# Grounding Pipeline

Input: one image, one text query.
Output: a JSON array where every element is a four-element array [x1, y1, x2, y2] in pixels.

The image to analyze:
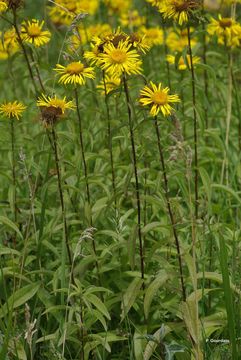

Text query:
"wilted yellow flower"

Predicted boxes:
[[37, 94, 74, 113], [21, 19, 51, 47], [166, 54, 200, 70], [0, 101, 26, 120], [120, 10, 146, 28], [140, 81, 180, 117], [207, 15, 241, 47], [158, 0, 201, 25], [0, 1, 7, 12], [99, 40, 142, 76], [97, 74, 121, 95], [139, 26, 163, 48], [37, 94, 74, 126], [166, 27, 197, 52], [54, 61, 95, 85]]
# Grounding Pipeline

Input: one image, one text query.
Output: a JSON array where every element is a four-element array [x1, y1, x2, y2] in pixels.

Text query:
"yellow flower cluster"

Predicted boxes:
[[0, 28, 19, 60], [207, 14, 241, 47], [48, 0, 99, 26], [0, 19, 51, 61], [84, 28, 146, 78]]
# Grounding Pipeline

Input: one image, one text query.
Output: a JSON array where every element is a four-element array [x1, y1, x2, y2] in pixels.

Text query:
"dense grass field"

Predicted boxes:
[[0, 0, 241, 359]]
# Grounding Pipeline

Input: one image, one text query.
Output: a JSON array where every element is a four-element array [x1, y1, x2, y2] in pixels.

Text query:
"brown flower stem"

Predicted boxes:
[[102, 72, 117, 211], [51, 127, 73, 273], [154, 116, 186, 301], [74, 88, 101, 283], [123, 74, 145, 286], [187, 25, 199, 220], [12, 9, 39, 96], [10, 118, 17, 248]]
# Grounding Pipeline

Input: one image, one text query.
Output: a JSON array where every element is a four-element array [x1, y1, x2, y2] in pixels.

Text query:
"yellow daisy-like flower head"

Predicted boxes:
[[54, 61, 95, 86], [0, 101, 26, 120], [37, 94, 74, 127], [139, 81, 180, 117], [21, 19, 51, 47], [0, 1, 7, 12], [207, 14, 241, 47], [97, 74, 121, 95], [139, 26, 163, 48], [158, 0, 201, 25], [99, 40, 142, 76], [166, 54, 200, 70]]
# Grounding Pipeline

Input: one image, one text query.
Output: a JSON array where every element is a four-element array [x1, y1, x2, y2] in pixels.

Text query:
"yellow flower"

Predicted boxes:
[[207, 15, 241, 47], [37, 94, 74, 126], [97, 74, 121, 95], [0, 28, 19, 60], [139, 26, 163, 48], [139, 81, 180, 117], [99, 40, 142, 76], [120, 10, 146, 28], [54, 61, 95, 85], [104, 0, 131, 15], [69, 23, 112, 49], [145, 0, 162, 6], [21, 19, 51, 47], [84, 45, 102, 66], [37, 94, 74, 113], [0, 101, 26, 120], [166, 27, 197, 52], [166, 54, 200, 70], [48, 0, 99, 26], [158, 0, 200, 25], [0, 1, 7, 12]]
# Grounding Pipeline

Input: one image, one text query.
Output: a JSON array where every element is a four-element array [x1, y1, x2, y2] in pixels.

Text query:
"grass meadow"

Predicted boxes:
[[0, 0, 241, 359]]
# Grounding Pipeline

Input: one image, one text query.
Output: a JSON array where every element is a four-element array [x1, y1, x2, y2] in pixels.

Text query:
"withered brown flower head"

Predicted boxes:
[[7, 0, 23, 10], [40, 106, 63, 127]]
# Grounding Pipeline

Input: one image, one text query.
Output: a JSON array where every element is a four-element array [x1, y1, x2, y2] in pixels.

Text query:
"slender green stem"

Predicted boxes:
[[187, 25, 199, 219], [74, 88, 101, 285], [10, 119, 17, 248], [202, 0, 209, 129], [154, 116, 186, 301], [74, 88, 91, 207], [29, 49, 45, 93], [123, 74, 145, 285], [12, 9, 39, 95], [102, 71, 117, 210], [221, 48, 233, 185], [51, 127, 73, 271]]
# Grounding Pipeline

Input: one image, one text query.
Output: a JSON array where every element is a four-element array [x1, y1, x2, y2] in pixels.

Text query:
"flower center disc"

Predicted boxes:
[[151, 91, 168, 105], [219, 18, 232, 28], [66, 62, 84, 74], [110, 49, 127, 64], [28, 25, 41, 37]]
